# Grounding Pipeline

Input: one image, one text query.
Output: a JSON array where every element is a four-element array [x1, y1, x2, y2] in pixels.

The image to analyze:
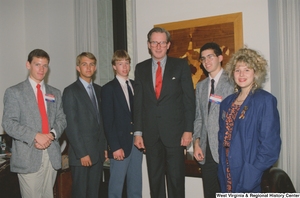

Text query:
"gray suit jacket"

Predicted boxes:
[[62, 79, 106, 166], [2, 79, 67, 173], [193, 70, 233, 164]]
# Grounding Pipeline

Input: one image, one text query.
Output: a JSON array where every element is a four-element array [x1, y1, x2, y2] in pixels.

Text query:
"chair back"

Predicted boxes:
[[261, 167, 296, 193]]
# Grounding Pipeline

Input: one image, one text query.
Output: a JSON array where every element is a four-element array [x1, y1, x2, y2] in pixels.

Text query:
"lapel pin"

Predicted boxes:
[[239, 106, 248, 119]]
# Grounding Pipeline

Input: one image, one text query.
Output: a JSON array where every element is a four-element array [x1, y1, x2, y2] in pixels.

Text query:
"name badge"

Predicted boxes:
[[45, 94, 55, 102], [209, 94, 222, 104]]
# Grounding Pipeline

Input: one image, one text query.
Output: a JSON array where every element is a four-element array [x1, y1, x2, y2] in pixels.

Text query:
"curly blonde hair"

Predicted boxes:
[[225, 47, 268, 92]]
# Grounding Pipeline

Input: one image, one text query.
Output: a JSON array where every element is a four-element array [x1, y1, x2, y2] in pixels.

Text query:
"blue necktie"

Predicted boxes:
[[88, 84, 100, 122]]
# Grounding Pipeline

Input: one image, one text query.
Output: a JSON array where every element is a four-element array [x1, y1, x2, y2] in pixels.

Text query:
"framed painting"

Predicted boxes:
[[155, 12, 243, 88]]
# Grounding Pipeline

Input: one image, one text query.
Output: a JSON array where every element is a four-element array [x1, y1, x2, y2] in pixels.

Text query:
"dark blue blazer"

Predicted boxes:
[[101, 78, 134, 158], [218, 89, 281, 192]]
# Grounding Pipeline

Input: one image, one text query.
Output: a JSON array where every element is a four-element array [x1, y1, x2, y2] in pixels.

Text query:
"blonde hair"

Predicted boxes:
[[225, 47, 267, 92], [111, 50, 131, 65], [76, 52, 97, 66]]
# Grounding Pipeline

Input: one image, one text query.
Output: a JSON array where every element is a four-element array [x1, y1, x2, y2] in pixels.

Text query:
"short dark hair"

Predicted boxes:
[[147, 27, 171, 43], [199, 42, 222, 58], [27, 49, 50, 63]]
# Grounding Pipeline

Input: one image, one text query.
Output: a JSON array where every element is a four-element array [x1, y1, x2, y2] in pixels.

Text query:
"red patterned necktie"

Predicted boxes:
[[155, 61, 162, 99], [36, 84, 49, 134]]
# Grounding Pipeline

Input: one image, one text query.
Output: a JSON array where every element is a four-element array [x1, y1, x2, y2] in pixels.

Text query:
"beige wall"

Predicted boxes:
[[0, 0, 76, 134]]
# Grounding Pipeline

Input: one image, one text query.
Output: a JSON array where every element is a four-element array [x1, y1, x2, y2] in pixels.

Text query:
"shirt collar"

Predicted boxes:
[[116, 75, 129, 85], [152, 55, 167, 68], [79, 77, 93, 88], [209, 68, 223, 85], [28, 77, 45, 90]]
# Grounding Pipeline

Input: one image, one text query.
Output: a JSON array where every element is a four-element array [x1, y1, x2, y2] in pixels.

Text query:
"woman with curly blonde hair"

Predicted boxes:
[[218, 47, 281, 192]]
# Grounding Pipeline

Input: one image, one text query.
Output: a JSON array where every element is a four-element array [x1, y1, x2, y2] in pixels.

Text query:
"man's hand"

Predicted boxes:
[[134, 135, 145, 151], [181, 132, 192, 146], [104, 150, 109, 161], [193, 138, 204, 161], [81, 155, 92, 166], [34, 133, 53, 149], [35, 142, 44, 150], [113, 149, 125, 161]]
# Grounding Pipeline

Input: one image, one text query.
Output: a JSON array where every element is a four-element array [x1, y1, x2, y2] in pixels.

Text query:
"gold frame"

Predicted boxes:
[[155, 12, 243, 51], [154, 12, 243, 88]]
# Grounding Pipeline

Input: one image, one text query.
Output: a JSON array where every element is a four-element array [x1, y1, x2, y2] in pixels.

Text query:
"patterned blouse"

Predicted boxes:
[[223, 103, 241, 192]]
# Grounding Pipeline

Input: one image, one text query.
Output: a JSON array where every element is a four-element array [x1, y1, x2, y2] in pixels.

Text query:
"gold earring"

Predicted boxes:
[[253, 82, 258, 89], [234, 84, 239, 92]]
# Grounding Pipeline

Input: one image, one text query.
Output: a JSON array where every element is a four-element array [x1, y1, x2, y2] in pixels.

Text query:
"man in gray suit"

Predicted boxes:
[[2, 49, 67, 198], [62, 52, 107, 198], [193, 43, 233, 198]]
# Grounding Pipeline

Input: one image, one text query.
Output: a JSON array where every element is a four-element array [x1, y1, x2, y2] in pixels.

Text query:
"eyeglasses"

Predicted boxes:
[[149, 41, 168, 47], [200, 54, 216, 63]]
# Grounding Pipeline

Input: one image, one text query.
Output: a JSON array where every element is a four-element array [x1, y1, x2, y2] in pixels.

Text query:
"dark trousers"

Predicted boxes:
[[200, 140, 220, 198], [146, 139, 185, 198], [71, 161, 103, 198]]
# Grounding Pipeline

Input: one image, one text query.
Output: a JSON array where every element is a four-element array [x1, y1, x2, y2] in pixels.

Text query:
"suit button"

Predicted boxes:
[[130, 132, 133, 135], [130, 122, 133, 124]]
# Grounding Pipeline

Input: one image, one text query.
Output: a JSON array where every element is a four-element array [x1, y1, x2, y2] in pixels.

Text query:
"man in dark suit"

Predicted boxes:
[[2, 49, 67, 197], [134, 27, 195, 198], [193, 42, 234, 198], [62, 52, 107, 198], [101, 50, 143, 198]]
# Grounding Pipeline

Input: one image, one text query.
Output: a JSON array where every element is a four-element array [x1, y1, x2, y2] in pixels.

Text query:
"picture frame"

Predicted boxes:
[[155, 12, 243, 88]]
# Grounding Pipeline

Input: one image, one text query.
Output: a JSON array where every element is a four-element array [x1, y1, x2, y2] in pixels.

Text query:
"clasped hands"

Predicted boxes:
[[34, 133, 54, 150]]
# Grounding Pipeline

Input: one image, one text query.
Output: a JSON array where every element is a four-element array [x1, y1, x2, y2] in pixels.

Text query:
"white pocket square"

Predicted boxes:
[[172, 77, 176, 80]]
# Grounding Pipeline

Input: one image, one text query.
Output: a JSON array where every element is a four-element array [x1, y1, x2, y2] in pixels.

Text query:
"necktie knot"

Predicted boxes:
[[37, 84, 41, 89]]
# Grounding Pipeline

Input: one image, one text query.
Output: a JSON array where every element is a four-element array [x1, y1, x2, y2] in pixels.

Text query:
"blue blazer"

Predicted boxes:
[[218, 89, 281, 192], [101, 78, 134, 158]]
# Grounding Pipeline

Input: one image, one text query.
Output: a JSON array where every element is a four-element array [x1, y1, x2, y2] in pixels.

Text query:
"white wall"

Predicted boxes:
[[0, 0, 76, 134], [135, 0, 270, 197]]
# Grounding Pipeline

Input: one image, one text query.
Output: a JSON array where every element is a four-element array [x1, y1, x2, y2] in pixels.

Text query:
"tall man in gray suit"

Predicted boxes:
[[62, 52, 107, 198], [134, 27, 195, 198], [193, 42, 234, 198], [2, 49, 67, 198]]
